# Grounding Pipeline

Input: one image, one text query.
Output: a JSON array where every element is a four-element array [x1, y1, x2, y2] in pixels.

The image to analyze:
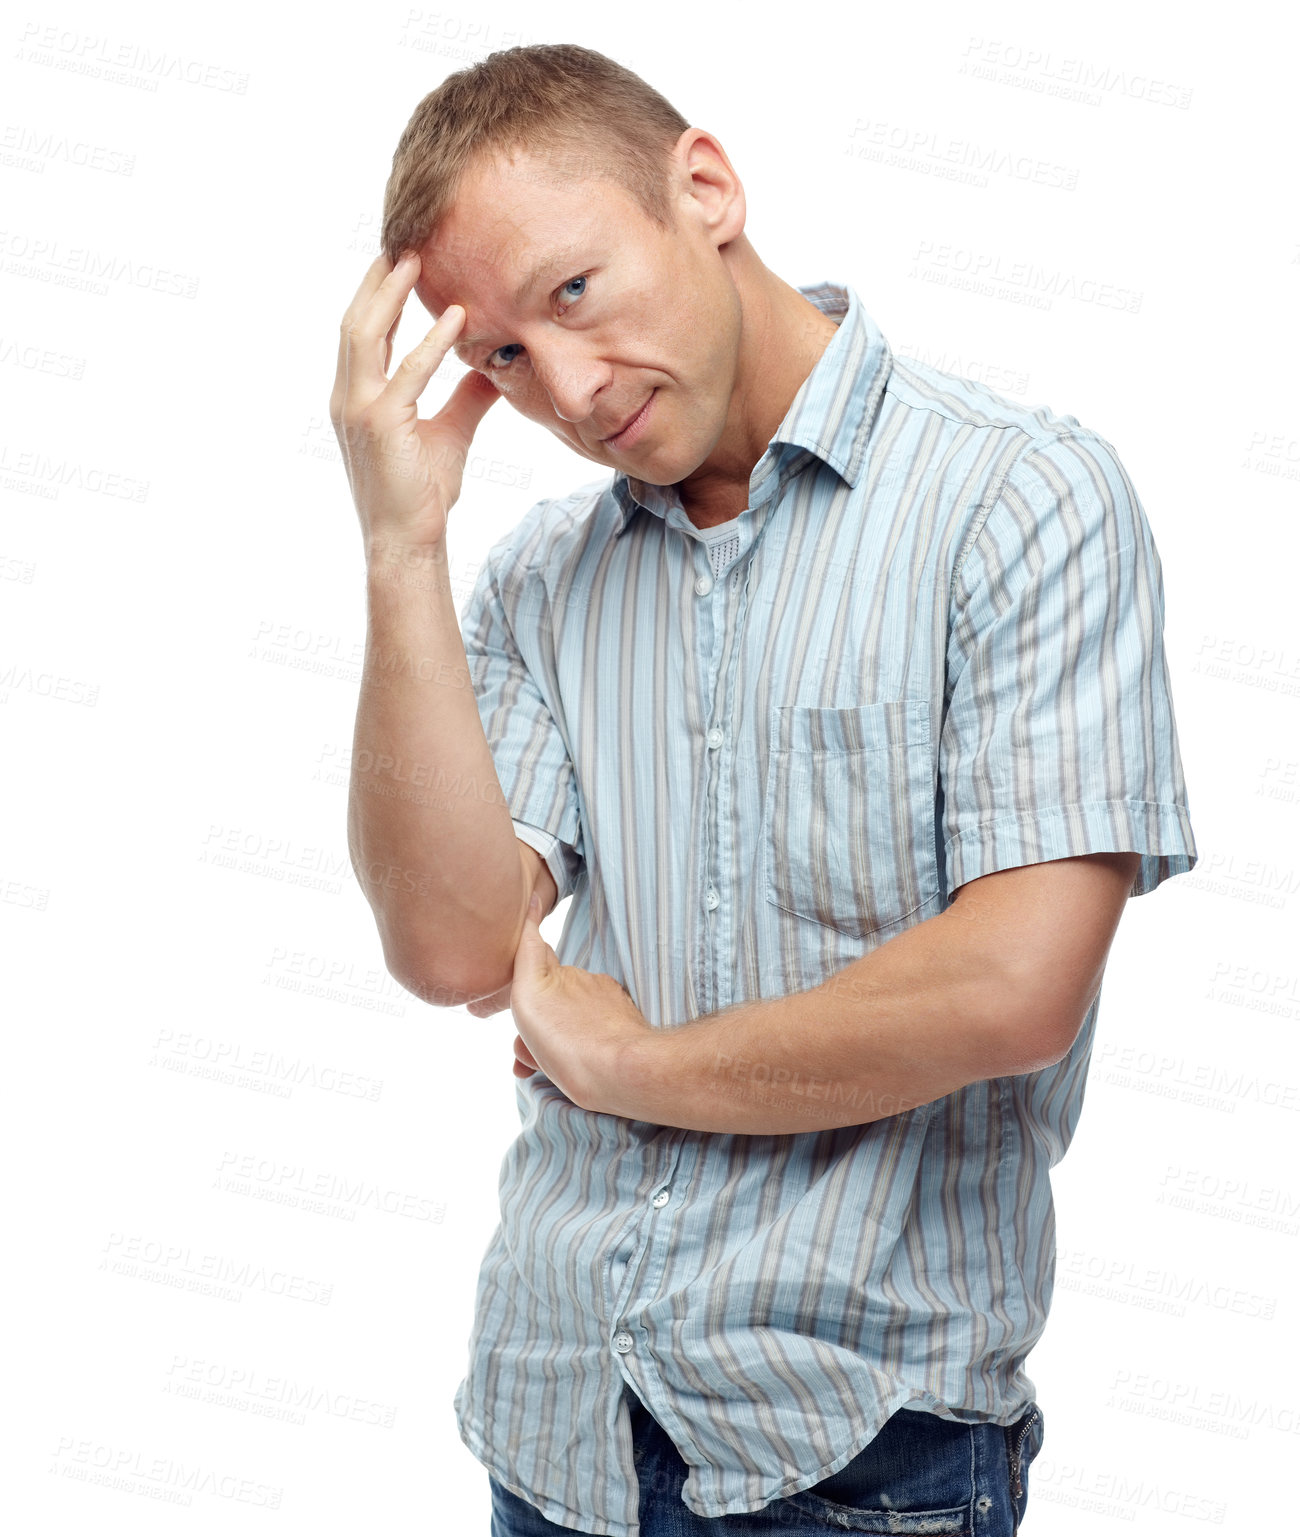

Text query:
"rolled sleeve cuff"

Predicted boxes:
[[511, 819, 577, 905], [945, 799, 1198, 899]]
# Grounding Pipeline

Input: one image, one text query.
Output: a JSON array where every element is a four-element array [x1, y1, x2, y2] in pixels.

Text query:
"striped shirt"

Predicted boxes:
[[452, 281, 1198, 1537]]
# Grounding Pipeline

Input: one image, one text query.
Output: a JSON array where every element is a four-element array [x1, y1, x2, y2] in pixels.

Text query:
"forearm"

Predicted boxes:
[[616, 903, 1054, 1134], [349, 539, 524, 1004]]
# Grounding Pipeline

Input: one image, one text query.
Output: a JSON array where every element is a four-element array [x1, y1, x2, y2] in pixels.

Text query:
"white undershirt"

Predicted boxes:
[[705, 527, 742, 581]]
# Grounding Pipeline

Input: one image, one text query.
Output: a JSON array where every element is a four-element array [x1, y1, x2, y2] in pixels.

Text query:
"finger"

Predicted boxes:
[[514, 1034, 539, 1070], [341, 251, 404, 331], [334, 251, 421, 420], [513, 893, 551, 961], [428, 363, 501, 444], [382, 303, 476, 416], [513, 890, 542, 943], [382, 305, 402, 375], [334, 252, 409, 407]]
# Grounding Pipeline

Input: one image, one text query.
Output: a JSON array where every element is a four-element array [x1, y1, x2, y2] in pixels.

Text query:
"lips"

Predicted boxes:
[[601, 396, 651, 443]]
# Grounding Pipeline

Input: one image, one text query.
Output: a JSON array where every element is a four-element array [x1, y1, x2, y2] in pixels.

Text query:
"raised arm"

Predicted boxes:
[[330, 252, 549, 1006]]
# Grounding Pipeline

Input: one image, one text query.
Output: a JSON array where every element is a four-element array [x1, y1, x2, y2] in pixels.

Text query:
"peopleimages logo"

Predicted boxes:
[[16, 23, 249, 94], [958, 36, 1194, 109], [909, 241, 1142, 313], [847, 118, 1079, 191], [1095, 1039, 1300, 1116], [163, 1353, 399, 1430], [1108, 1369, 1300, 1439], [1030, 1458, 1225, 1525], [0, 228, 199, 298], [1055, 1245, 1277, 1321], [49, 1435, 281, 1508]]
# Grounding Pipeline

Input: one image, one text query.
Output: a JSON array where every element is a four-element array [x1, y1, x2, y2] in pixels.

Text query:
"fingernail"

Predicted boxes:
[[528, 892, 541, 917]]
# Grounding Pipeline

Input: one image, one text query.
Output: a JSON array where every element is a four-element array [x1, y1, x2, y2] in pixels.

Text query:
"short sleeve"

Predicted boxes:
[[511, 818, 582, 906], [459, 516, 585, 905], [940, 430, 1197, 899]]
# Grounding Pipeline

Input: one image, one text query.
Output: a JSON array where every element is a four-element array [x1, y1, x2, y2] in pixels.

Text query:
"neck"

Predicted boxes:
[[676, 254, 839, 529]]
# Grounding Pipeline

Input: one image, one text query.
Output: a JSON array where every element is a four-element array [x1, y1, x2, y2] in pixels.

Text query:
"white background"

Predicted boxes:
[[3, 0, 1297, 1531]]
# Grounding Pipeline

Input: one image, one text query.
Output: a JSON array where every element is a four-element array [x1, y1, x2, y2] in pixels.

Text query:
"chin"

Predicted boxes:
[[641, 442, 711, 488]]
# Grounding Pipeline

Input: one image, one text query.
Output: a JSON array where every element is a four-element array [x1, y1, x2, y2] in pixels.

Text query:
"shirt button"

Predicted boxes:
[[694, 574, 713, 596], [613, 1331, 634, 1353], [652, 1187, 670, 1208], [703, 887, 720, 911], [706, 727, 723, 749]]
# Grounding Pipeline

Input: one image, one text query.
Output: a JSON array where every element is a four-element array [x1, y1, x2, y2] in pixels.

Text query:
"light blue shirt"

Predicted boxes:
[[452, 281, 1198, 1537]]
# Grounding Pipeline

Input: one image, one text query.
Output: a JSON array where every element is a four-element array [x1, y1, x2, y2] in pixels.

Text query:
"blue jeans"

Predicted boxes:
[[489, 1385, 1044, 1535]]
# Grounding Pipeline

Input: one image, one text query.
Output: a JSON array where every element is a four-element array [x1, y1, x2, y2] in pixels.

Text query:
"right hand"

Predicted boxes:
[[330, 251, 502, 552]]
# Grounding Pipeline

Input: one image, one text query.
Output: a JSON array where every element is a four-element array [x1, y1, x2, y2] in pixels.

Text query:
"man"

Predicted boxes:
[[331, 43, 1197, 1537]]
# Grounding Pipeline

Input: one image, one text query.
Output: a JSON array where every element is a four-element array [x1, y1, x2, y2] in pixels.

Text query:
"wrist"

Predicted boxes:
[[611, 1023, 672, 1125], [366, 536, 451, 596]]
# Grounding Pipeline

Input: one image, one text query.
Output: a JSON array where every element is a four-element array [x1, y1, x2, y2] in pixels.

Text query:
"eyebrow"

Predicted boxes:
[[455, 243, 588, 357]]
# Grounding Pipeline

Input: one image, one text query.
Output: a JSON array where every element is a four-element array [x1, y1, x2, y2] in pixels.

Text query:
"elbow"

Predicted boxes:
[[994, 964, 1096, 1076], [386, 932, 518, 1011], [381, 854, 536, 1008]]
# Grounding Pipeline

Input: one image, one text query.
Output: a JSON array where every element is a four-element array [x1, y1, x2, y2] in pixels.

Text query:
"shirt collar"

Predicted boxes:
[[610, 282, 892, 535]]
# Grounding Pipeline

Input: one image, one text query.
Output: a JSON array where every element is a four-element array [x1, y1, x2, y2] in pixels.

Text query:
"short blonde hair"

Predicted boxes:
[[381, 44, 691, 266]]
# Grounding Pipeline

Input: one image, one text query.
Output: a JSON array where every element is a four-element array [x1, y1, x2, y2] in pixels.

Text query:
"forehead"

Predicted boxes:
[[412, 151, 646, 343]]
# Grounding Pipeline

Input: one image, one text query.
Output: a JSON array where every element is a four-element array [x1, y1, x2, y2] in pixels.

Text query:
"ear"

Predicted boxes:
[[669, 128, 746, 248]]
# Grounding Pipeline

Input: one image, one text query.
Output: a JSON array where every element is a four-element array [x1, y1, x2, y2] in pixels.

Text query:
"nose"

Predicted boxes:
[[529, 337, 608, 424]]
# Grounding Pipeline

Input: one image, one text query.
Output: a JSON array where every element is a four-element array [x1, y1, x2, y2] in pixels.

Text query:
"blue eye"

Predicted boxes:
[[486, 343, 524, 369], [483, 277, 587, 370]]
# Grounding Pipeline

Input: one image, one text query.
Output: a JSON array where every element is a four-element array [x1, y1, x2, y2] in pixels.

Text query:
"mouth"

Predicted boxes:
[[600, 392, 655, 450]]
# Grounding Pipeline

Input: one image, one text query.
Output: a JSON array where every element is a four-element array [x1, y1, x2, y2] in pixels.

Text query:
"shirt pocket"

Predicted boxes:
[[763, 699, 940, 940]]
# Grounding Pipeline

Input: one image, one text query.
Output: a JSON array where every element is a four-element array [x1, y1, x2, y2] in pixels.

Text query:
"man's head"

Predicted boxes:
[[383, 44, 690, 267], [382, 44, 758, 489]]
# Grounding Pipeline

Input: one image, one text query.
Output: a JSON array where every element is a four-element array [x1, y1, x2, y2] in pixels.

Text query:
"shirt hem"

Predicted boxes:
[[460, 1394, 1034, 1531], [458, 1413, 635, 1537], [684, 1394, 1037, 1518]]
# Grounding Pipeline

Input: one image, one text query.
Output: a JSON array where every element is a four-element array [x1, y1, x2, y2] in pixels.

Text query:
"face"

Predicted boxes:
[[413, 139, 744, 487]]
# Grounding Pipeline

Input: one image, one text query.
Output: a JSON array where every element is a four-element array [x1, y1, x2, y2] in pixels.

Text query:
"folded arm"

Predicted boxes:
[[609, 851, 1141, 1134]]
